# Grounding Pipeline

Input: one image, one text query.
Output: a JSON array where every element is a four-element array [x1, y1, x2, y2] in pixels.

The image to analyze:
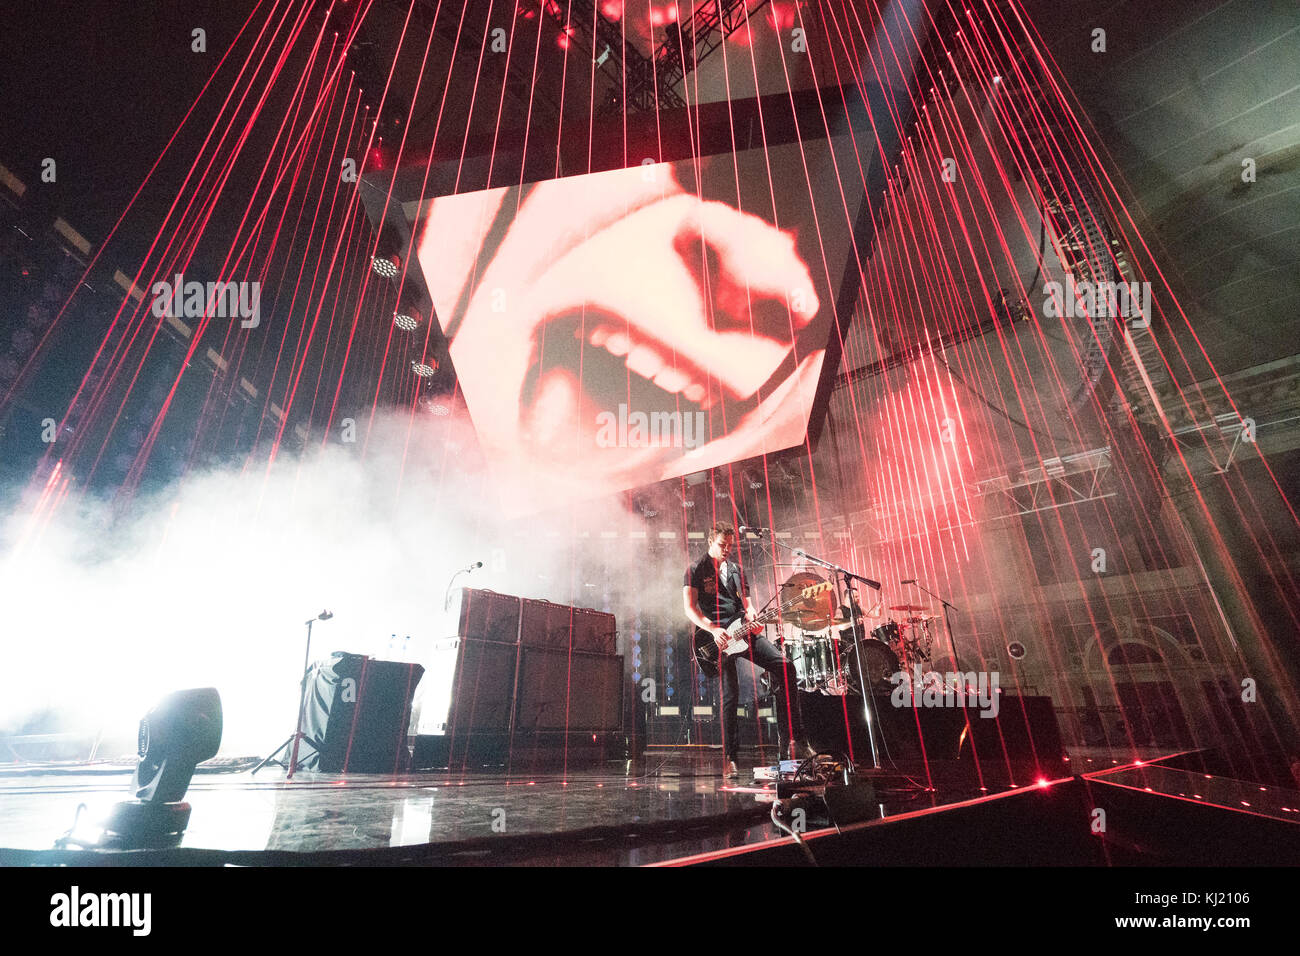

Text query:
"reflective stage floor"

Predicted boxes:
[[3, 749, 1296, 866], [0, 750, 992, 866]]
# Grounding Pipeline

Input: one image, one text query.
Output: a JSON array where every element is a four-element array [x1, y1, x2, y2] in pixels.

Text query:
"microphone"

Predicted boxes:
[[464, 561, 483, 573], [900, 579, 915, 586], [738, 526, 770, 535]]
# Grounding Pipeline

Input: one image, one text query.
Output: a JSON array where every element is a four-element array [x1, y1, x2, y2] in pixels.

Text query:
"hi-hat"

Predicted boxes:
[[890, 604, 933, 613]]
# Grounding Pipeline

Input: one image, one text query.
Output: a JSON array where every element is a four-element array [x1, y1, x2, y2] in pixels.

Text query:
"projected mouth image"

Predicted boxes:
[[416, 142, 850, 511]]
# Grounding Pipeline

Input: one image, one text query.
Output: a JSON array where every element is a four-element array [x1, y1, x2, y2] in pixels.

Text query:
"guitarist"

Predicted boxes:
[[683, 523, 809, 777]]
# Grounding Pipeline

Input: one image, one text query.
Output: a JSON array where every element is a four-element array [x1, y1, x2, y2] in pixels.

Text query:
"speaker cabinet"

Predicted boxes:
[[458, 589, 522, 644], [515, 648, 623, 731], [443, 638, 517, 734]]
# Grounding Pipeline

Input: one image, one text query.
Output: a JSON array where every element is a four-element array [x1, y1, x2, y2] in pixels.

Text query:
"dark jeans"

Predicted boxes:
[[719, 636, 804, 761]]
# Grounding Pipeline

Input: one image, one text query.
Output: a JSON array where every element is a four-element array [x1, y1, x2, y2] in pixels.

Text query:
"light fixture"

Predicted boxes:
[[411, 360, 438, 378], [393, 306, 422, 331], [100, 688, 223, 848], [371, 254, 400, 279]]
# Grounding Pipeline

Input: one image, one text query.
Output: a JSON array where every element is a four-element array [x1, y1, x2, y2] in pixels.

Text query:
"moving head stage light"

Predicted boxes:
[[101, 687, 223, 848]]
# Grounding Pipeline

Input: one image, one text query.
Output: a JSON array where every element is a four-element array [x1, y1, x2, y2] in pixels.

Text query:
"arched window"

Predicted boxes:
[[1108, 642, 1164, 666]]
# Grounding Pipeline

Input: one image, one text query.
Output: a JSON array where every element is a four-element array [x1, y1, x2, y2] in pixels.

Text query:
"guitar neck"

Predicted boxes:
[[708, 584, 831, 638], [746, 585, 832, 634]]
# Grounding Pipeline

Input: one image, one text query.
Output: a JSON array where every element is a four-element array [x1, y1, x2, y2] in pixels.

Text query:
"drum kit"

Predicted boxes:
[[772, 572, 941, 697]]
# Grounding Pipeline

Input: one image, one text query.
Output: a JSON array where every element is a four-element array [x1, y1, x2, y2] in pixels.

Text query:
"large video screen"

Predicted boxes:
[[415, 138, 856, 511]]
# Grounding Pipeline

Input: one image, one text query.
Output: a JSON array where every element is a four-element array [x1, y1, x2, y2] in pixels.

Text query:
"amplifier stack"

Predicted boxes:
[[412, 588, 623, 768]]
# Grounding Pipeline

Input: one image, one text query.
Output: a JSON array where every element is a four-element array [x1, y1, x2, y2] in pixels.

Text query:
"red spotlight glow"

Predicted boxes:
[[767, 2, 797, 30]]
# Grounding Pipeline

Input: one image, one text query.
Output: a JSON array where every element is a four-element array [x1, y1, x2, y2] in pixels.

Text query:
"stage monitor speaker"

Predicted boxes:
[[822, 780, 879, 828], [515, 648, 623, 731], [298, 653, 423, 773]]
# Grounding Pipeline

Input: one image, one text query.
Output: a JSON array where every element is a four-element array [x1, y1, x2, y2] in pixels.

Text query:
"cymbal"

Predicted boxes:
[[890, 604, 933, 613], [781, 571, 825, 590], [780, 571, 833, 625], [830, 614, 868, 627], [787, 610, 834, 628]]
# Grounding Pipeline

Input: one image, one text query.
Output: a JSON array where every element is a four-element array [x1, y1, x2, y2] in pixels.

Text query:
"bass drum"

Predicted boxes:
[[844, 638, 900, 694]]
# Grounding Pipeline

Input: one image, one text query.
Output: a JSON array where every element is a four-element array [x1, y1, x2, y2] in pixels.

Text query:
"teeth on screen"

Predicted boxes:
[[626, 345, 663, 378], [653, 367, 689, 393], [587, 324, 710, 405]]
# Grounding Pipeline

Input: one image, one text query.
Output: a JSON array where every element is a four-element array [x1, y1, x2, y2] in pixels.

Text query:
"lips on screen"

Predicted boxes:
[[415, 138, 855, 513]]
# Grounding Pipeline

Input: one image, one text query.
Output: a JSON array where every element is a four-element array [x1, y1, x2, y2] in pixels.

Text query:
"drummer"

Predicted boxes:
[[832, 587, 880, 637]]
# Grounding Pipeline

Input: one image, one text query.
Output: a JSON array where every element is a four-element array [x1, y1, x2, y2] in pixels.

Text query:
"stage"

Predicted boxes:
[[3, 746, 1298, 867], [0, 751, 939, 866]]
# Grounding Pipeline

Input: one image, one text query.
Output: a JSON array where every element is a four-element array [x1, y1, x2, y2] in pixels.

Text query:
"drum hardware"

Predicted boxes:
[[744, 531, 886, 770], [780, 572, 844, 629], [795, 629, 851, 696]]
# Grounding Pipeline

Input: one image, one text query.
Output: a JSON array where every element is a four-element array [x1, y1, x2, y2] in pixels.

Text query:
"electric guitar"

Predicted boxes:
[[693, 581, 833, 676]]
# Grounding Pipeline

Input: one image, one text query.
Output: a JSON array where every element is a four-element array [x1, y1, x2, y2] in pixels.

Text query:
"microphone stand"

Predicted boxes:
[[444, 571, 467, 612], [253, 610, 333, 778], [739, 533, 796, 766], [904, 580, 964, 676], [750, 531, 885, 771], [444, 563, 483, 612]]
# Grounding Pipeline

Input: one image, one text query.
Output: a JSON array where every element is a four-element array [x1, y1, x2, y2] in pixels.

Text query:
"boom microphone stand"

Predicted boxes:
[[902, 579, 964, 675], [743, 528, 885, 770], [252, 610, 333, 778]]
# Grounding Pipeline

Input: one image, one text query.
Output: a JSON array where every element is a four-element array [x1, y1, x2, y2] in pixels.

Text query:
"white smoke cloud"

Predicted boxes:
[[0, 408, 682, 756]]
